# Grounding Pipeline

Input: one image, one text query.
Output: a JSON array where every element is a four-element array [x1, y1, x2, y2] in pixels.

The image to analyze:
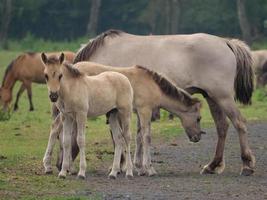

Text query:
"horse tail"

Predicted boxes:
[[225, 39, 254, 105]]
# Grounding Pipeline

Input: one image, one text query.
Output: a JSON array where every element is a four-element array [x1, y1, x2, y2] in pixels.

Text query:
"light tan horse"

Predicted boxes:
[[44, 61, 203, 176], [41, 53, 134, 179], [0, 51, 75, 111], [75, 29, 255, 176], [252, 50, 267, 87]]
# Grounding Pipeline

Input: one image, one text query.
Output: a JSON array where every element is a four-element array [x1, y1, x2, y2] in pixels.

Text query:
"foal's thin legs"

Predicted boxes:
[[201, 97, 229, 174], [133, 114, 143, 170], [118, 109, 133, 178], [58, 115, 73, 178], [14, 83, 26, 111], [219, 97, 255, 175], [43, 114, 62, 174], [108, 112, 123, 178], [25, 82, 34, 111], [75, 112, 87, 179]]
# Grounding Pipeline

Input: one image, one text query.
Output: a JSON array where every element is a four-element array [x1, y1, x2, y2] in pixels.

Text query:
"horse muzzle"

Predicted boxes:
[[49, 92, 58, 102], [189, 134, 201, 143]]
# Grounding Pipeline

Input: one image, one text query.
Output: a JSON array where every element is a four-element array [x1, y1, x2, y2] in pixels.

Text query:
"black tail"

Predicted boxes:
[[226, 39, 254, 105]]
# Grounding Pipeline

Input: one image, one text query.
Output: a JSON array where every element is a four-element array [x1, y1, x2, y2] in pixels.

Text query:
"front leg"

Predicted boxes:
[[58, 114, 73, 178], [75, 112, 87, 179], [201, 97, 229, 175], [43, 114, 62, 174]]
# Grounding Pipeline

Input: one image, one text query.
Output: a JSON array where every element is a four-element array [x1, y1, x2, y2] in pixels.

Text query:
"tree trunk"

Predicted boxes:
[[237, 0, 252, 45], [0, 0, 12, 48], [86, 0, 102, 36], [170, 0, 182, 34]]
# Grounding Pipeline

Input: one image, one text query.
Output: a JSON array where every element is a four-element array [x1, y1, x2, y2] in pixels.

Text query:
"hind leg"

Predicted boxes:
[[24, 81, 34, 111], [219, 97, 255, 175], [14, 83, 26, 111], [108, 113, 124, 179], [118, 109, 133, 178], [133, 114, 143, 171], [201, 97, 229, 174]]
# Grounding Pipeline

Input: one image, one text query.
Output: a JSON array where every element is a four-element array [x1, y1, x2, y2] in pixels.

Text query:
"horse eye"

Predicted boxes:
[[59, 74, 63, 81], [44, 74, 49, 81], [197, 116, 201, 122]]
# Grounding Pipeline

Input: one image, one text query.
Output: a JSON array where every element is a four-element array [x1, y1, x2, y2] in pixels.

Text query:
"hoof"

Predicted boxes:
[[108, 174, 117, 179], [29, 107, 34, 111], [77, 175, 86, 180], [58, 174, 66, 179], [126, 174, 133, 180], [45, 170, 53, 175], [148, 167, 157, 176], [241, 167, 254, 176], [200, 165, 215, 175]]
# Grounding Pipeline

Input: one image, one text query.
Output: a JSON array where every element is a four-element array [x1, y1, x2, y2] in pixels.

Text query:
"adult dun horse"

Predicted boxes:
[[74, 30, 255, 176], [0, 51, 75, 111], [44, 61, 204, 176], [41, 53, 134, 179]]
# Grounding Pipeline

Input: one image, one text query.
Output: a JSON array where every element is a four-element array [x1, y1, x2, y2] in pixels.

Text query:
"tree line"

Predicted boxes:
[[0, 0, 266, 48]]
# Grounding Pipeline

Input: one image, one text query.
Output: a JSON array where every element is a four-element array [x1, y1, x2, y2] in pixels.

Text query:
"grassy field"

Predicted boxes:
[[0, 50, 267, 199]]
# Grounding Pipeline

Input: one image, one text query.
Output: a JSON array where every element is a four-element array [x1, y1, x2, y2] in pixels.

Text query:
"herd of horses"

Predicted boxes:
[[1, 29, 267, 179]]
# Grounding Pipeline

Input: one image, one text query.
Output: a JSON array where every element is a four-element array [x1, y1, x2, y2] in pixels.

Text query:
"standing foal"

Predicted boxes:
[[41, 53, 134, 179]]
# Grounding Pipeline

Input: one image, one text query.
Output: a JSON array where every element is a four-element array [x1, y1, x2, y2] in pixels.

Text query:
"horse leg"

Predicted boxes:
[[108, 112, 124, 179], [58, 115, 73, 178], [218, 97, 255, 175], [14, 83, 26, 111], [43, 114, 62, 174], [24, 81, 34, 111], [75, 112, 87, 179], [201, 97, 229, 174], [151, 107, 160, 121], [133, 114, 143, 171], [118, 109, 133, 179], [138, 108, 157, 176]]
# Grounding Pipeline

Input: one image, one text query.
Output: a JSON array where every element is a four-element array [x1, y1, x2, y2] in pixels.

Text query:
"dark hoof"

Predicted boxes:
[[241, 167, 254, 176], [58, 175, 66, 179], [77, 175, 86, 180], [108, 174, 117, 179], [45, 170, 53, 175], [200, 166, 215, 175], [29, 107, 34, 111], [13, 106, 18, 111], [126, 174, 133, 180]]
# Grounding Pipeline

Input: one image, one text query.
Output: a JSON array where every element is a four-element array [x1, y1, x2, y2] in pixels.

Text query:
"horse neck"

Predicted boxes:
[[160, 93, 192, 116], [1, 68, 17, 90]]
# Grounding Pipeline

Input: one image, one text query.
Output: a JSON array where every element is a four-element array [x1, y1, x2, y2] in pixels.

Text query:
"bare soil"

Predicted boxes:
[[76, 123, 267, 200]]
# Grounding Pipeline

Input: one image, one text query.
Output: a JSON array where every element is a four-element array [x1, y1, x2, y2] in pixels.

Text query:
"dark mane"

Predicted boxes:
[[135, 66, 199, 106], [74, 29, 123, 64], [1, 54, 25, 86], [63, 62, 83, 77]]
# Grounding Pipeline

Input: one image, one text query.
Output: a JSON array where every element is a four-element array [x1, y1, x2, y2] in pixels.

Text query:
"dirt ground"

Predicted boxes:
[[74, 123, 267, 200]]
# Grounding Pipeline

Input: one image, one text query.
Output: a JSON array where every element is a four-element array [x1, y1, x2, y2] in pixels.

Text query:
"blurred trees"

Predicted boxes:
[[0, 0, 12, 48], [0, 0, 267, 43]]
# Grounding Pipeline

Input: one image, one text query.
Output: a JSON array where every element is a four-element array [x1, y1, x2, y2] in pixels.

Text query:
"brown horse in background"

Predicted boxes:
[[0, 51, 75, 111]]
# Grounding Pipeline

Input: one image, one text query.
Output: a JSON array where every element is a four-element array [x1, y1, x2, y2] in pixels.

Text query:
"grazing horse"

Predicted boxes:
[[44, 61, 203, 176], [74, 29, 255, 176], [0, 51, 75, 111], [252, 50, 267, 87], [41, 53, 134, 179]]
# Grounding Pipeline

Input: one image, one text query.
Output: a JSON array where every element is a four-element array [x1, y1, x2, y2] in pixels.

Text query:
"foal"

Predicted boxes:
[[44, 61, 204, 176], [41, 53, 134, 179]]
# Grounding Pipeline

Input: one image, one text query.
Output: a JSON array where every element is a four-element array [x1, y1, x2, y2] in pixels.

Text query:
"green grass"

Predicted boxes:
[[1, 47, 267, 199]]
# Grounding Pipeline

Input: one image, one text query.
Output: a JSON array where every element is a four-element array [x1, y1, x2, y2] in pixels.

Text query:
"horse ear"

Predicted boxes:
[[59, 53, 65, 64], [193, 99, 202, 111], [41, 53, 47, 65]]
